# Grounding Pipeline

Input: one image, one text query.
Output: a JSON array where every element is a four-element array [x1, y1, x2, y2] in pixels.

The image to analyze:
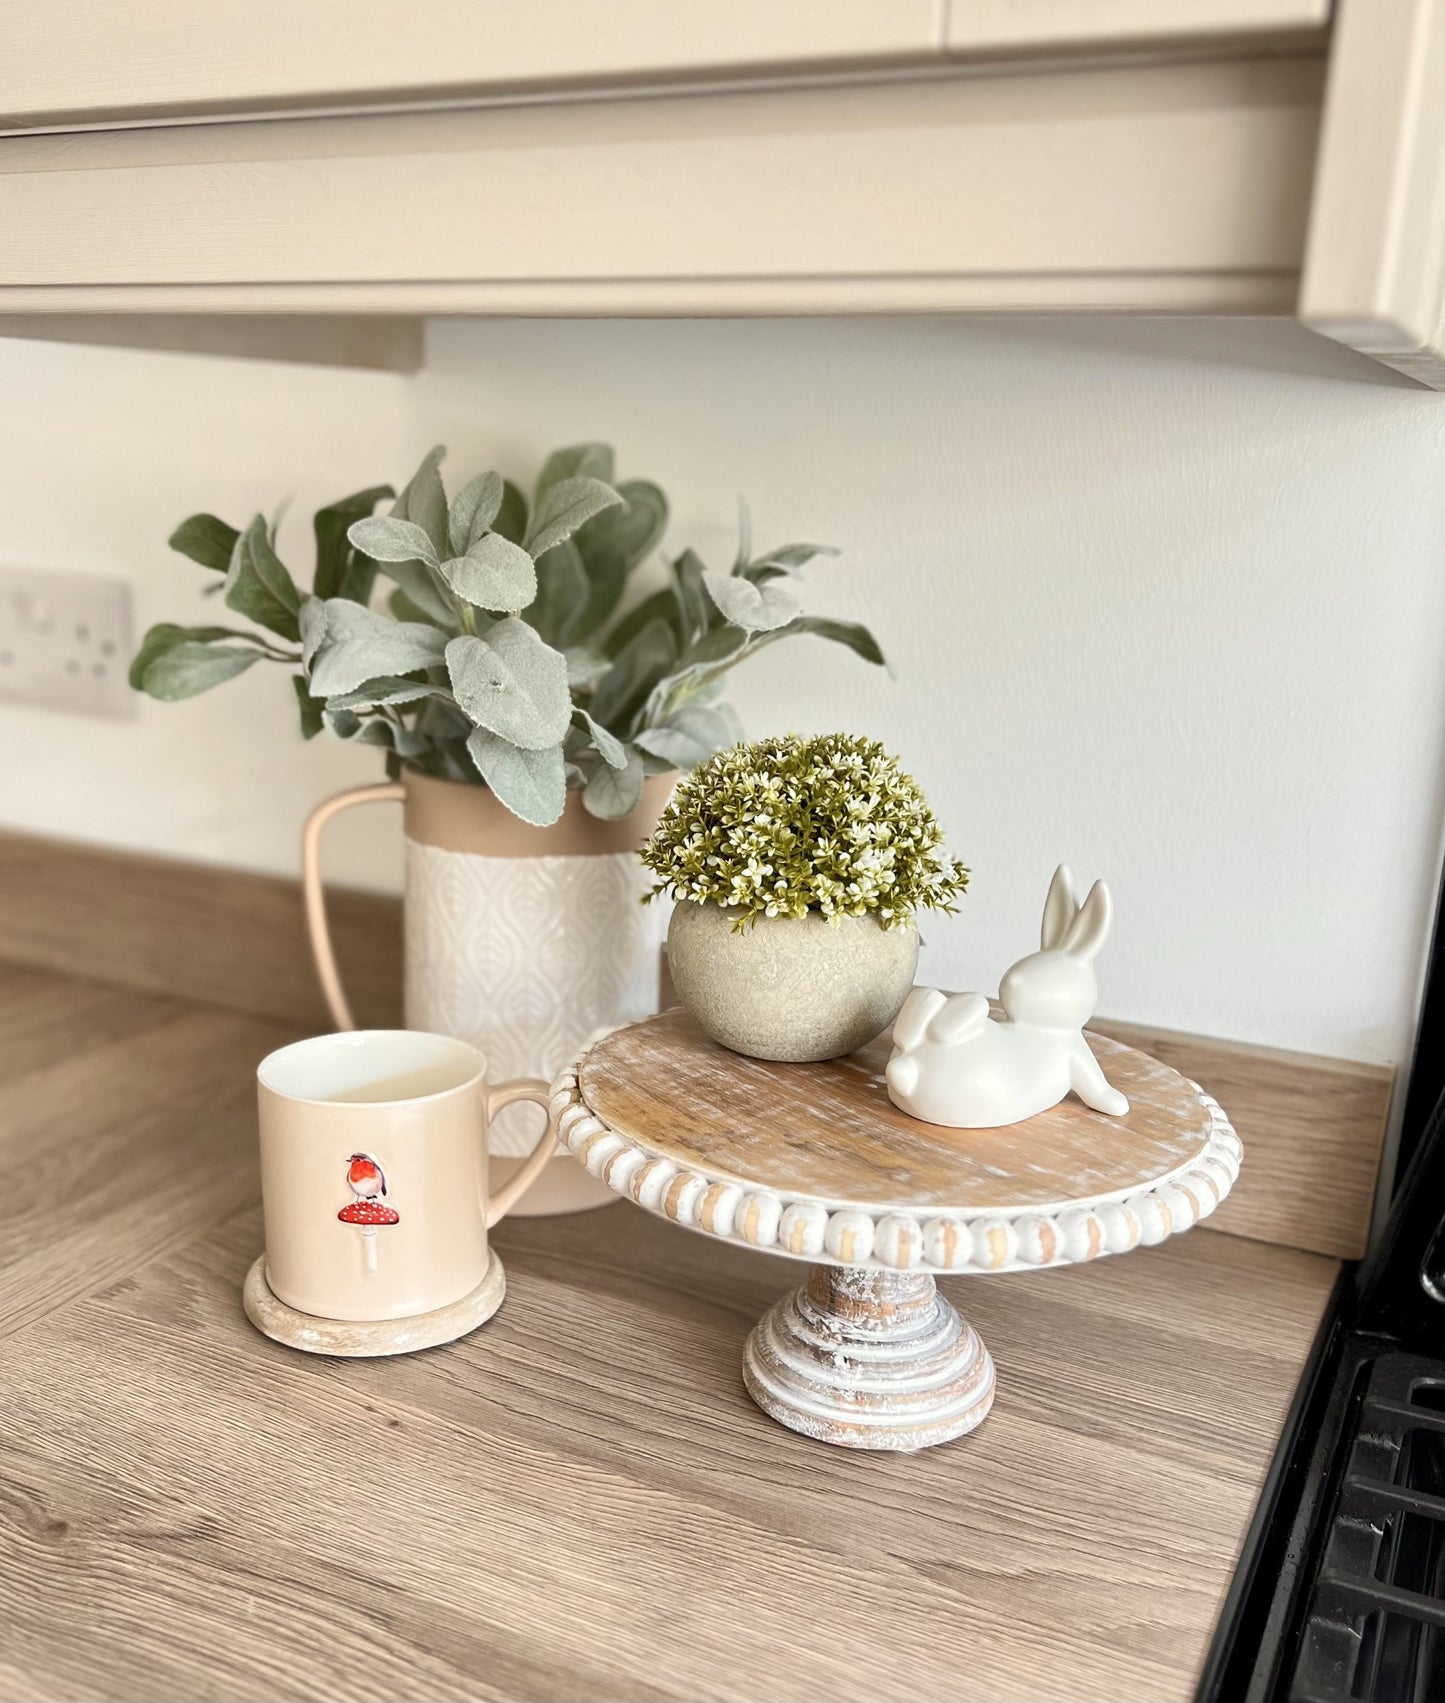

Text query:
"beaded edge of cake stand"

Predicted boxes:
[[547, 1063, 1240, 1276]]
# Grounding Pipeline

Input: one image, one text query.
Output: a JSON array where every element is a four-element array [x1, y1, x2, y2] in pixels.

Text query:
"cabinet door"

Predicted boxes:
[[0, 60, 1321, 315], [1301, 0, 1445, 387], [0, 1, 939, 131], [946, 0, 1329, 56]]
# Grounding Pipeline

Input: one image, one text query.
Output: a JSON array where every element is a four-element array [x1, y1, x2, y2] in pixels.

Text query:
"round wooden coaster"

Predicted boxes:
[[242, 1252, 506, 1358]]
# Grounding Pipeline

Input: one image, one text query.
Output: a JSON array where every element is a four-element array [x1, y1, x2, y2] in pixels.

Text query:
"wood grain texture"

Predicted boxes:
[[0, 829, 1391, 1258], [742, 1264, 998, 1449], [0, 963, 301, 1341], [581, 1008, 1216, 1214], [0, 956, 1338, 1700], [1093, 1018, 1393, 1260], [0, 829, 404, 1031], [557, 1038, 1241, 1274]]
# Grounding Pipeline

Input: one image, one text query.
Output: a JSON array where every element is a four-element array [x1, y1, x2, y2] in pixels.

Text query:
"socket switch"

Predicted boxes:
[[0, 564, 136, 719]]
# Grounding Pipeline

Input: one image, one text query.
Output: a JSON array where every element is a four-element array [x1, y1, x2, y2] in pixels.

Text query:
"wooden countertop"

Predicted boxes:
[[0, 961, 1339, 1703]]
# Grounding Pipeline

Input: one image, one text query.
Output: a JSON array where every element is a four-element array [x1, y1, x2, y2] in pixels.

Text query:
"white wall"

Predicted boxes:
[[2, 318, 1443, 1064], [0, 336, 412, 881]]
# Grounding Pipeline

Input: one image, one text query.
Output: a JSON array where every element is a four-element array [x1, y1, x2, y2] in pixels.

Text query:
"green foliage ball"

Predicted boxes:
[[641, 732, 968, 930]]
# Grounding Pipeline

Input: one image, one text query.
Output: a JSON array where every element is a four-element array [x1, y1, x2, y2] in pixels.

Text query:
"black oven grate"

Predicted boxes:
[[1200, 1076, 1445, 1703], [1292, 1355, 1445, 1701]]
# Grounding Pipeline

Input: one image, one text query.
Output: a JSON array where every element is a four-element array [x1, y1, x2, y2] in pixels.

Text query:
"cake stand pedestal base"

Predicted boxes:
[[742, 1264, 996, 1452]]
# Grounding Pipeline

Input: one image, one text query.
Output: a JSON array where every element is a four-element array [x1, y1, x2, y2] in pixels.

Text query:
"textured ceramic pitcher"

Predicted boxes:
[[303, 768, 674, 1215]]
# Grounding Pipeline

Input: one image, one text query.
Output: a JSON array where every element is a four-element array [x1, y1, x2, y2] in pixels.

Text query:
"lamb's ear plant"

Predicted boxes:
[[641, 733, 968, 930], [132, 443, 886, 828]]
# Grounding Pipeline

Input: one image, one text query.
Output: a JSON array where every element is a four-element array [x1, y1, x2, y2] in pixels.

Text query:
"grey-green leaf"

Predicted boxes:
[[537, 443, 614, 502], [588, 616, 678, 731], [492, 480, 529, 546], [702, 570, 799, 633], [670, 548, 713, 643], [347, 516, 440, 570], [392, 445, 448, 557], [466, 730, 566, 827], [293, 675, 326, 739], [603, 587, 681, 659], [438, 532, 538, 614], [325, 677, 448, 713], [638, 749, 677, 778], [582, 747, 644, 820], [224, 516, 302, 641], [169, 513, 239, 573], [307, 600, 448, 697], [733, 496, 752, 574], [637, 624, 750, 727], [313, 484, 394, 600], [445, 619, 572, 750], [564, 645, 609, 689], [575, 479, 668, 633], [760, 615, 886, 668], [574, 708, 627, 769], [447, 471, 504, 557], [376, 558, 456, 629], [129, 622, 276, 692], [138, 641, 262, 700], [747, 541, 840, 578], [633, 704, 734, 768], [299, 596, 328, 670], [525, 476, 625, 558], [527, 539, 588, 646], [388, 587, 442, 627], [324, 710, 432, 759]]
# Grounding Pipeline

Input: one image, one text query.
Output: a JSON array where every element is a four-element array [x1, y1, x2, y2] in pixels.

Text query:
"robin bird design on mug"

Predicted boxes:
[[337, 1151, 400, 1277]]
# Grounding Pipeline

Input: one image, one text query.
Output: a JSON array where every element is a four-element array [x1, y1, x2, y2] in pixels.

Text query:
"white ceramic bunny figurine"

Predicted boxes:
[[885, 866, 1130, 1129]]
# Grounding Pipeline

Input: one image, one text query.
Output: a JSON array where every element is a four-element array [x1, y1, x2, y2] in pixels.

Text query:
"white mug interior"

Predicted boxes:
[[258, 1029, 487, 1107]]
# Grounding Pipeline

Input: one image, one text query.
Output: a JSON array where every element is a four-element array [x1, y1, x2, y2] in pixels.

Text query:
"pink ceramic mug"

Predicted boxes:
[[256, 1030, 553, 1322]]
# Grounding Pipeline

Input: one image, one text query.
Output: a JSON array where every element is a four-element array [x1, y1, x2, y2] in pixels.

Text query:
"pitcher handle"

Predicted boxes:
[[301, 782, 406, 1031], [484, 1080, 558, 1228]]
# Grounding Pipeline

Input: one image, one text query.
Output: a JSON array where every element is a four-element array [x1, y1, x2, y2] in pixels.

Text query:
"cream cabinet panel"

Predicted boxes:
[[0, 60, 1321, 316], [1301, 0, 1445, 386], [947, 0, 1329, 54], [0, 1, 940, 131]]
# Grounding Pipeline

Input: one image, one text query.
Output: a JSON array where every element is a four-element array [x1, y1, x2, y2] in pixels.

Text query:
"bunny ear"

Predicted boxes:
[[1062, 880, 1113, 962], [1041, 864, 1078, 950], [891, 987, 946, 1052]]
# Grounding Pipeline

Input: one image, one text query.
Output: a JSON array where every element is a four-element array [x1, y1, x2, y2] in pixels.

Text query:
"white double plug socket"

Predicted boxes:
[[0, 563, 136, 719]]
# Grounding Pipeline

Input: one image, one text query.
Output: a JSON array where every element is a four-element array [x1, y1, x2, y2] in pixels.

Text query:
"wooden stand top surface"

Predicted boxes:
[[580, 1007, 1215, 1218]]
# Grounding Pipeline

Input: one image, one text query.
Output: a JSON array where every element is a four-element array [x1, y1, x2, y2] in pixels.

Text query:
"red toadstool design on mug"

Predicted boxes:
[[338, 1153, 399, 1277]]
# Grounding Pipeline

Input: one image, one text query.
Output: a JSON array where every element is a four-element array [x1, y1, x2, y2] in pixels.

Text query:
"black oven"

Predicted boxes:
[[1201, 865, 1445, 1702]]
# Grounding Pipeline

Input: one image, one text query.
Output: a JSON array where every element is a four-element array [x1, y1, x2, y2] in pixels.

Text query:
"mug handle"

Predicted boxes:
[[301, 782, 406, 1030], [484, 1080, 558, 1228]]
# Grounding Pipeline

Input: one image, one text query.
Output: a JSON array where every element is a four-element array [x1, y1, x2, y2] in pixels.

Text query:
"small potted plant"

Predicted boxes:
[[642, 733, 968, 1061]]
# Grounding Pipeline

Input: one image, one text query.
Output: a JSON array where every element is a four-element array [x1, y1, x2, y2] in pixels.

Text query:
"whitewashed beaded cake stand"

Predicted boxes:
[[550, 1008, 1241, 1452]]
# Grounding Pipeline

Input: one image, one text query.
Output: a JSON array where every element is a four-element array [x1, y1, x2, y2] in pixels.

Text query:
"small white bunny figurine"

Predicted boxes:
[[885, 866, 1130, 1129]]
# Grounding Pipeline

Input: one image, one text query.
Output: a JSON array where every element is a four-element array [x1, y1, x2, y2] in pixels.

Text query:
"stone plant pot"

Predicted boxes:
[[666, 900, 919, 1063]]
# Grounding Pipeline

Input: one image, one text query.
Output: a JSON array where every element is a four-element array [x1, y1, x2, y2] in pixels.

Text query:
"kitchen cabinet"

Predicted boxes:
[[945, 0, 1331, 55], [0, 0, 1441, 388], [0, 0, 1327, 131], [0, 2, 941, 130]]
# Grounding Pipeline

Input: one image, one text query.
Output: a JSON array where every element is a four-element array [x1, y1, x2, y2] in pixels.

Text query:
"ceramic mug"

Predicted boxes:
[[256, 1029, 554, 1322]]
